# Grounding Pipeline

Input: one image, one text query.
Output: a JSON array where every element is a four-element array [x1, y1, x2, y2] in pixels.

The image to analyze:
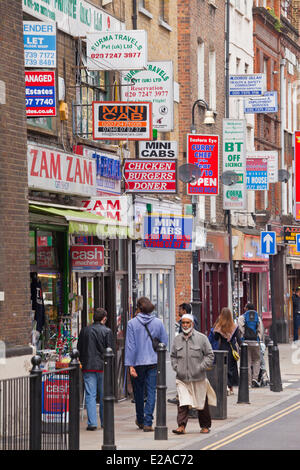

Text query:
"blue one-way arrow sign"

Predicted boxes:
[[261, 231, 276, 255], [296, 234, 300, 253]]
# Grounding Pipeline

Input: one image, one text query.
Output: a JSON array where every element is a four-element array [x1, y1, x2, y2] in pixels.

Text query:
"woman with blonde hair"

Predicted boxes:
[[211, 307, 242, 395]]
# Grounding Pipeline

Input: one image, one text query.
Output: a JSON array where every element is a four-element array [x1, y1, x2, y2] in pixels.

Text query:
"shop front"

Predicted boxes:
[[198, 231, 229, 334], [232, 228, 272, 335]]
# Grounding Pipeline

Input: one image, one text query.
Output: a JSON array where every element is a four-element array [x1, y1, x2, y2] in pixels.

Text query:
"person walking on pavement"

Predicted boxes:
[[238, 302, 263, 388], [171, 314, 216, 435], [125, 297, 168, 432], [292, 287, 300, 343], [211, 307, 242, 395], [177, 303, 199, 333], [77, 307, 113, 431]]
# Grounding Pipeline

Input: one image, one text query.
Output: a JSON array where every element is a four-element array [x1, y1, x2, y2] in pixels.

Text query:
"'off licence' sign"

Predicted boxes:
[[187, 134, 219, 195]]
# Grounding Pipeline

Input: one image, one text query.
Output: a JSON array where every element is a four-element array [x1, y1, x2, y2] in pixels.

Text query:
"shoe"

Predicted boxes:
[[168, 397, 179, 405], [143, 425, 154, 432], [86, 426, 97, 431], [252, 379, 260, 388], [172, 426, 186, 435], [200, 428, 210, 434], [135, 420, 144, 429]]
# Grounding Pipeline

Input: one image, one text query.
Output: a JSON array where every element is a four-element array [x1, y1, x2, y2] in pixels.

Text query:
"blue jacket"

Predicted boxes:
[[125, 313, 168, 367]]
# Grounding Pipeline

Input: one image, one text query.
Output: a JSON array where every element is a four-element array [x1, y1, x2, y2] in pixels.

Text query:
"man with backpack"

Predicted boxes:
[[238, 302, 263, 388]]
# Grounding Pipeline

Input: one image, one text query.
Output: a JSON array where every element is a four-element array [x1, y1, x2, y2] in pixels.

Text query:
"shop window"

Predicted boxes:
[[27, 116, 55, 133], [37, 231, 58, 269], [74, 40, 107, 139]]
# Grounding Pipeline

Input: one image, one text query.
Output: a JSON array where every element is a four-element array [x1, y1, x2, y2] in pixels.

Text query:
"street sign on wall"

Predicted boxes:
[[25, 70, 56, 117], [244, 91, 278, 114], [139, 141, 178, 159], [70, 245, 104, 272], [283, 226, 300, 245], [121, 61, 174, 132], [229, 74, 266, 96], [86, 30, 147, 71], [23, 21, 56, 68], [246, 158, 268, 190], [223, 119, 247, 210], [92, 101, 152, 140], [246, 150, 278, 183], [187, 134, 219, 195], [124, 160, 176, 193]]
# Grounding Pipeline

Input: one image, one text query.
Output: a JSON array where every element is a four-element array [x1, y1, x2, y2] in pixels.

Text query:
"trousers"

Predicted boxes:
[[177, 395, 211, 429]]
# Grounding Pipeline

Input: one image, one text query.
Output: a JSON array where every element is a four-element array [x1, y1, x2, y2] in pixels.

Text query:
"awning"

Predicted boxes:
[[242, 262, 269, 273], [286, 257, 300, 270], [29, 204, 128, 237]]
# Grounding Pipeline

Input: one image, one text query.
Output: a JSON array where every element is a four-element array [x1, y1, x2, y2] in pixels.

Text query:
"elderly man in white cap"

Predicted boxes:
[[170, 313, 216, 435]]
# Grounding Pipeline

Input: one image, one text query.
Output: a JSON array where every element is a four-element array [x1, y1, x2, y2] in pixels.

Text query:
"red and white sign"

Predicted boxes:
[[124, 160, 177, 193], [295, 131, 300, 220], [187, 134, 219, 195], [70, 245, 104, 272], [28, 144, 97, 197], [81, 196, 129, 226]]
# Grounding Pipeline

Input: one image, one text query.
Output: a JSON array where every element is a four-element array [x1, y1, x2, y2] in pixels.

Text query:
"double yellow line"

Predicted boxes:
[[201, 401, 300, 450]]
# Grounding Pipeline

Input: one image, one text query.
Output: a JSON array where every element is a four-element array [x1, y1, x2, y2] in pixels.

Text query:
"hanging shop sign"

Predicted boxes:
[[229, 74, 266, 96], [283, 226, 300, 245], [87, 30, 147, 71], [22, 0, 124, 38], [124, 160, 177, 193], [244, 91, 278, 114], [25, 70, 56, 117], [121, 61, 174, 132], [42, 373, 69, 423], [223, 119, 247, 210], [23, 21, 56, 68], [70, 245, 104, 272], [74, 145, 121, 195], [187, 134, 219, 195], [246, 157, 268, 190], [139, 141, 178, 159], [28, 144, 97, 197], [246, 150, 278, 183], [92, 101, 152, 141], [81, 196, 129, 226], [294, 131, 300, 221], [143, 214, 193, 251]]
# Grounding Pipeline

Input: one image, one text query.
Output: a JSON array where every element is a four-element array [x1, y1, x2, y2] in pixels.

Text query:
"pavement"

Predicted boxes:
[[79, 342, 300, 451]]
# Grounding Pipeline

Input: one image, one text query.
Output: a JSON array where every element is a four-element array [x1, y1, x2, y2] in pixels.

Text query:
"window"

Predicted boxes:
[[75, 41, 107, 138], [209, 50, 216, 111], [197, 41, 205, 100]]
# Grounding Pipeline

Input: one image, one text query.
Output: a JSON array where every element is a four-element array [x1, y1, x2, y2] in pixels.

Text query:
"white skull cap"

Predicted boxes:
[[181, 314, 194, 322]]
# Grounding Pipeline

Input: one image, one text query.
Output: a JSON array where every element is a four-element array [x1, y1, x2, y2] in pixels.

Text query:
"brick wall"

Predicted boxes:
[[0, 0, 31, 351]]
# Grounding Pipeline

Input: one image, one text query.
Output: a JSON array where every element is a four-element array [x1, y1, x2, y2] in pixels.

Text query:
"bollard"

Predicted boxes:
[[155, 343, 168, 440], [237, 343, 250, 404], [102, 347, 116, 451], [271, 344, 283, 392], [69, 349, 80, 450], [268, 340, 274, 391], [29, 355, 42, 450], [207, 350, 228, 419]]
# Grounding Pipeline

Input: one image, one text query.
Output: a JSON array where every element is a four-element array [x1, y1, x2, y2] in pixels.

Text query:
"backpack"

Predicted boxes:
[[208, 328, 220, 350], [244, 310, 259, 341]]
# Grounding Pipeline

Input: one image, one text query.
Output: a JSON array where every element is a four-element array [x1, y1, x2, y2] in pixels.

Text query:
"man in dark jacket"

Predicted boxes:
[[78, 308, 113, 430], [292, 288, 300, 342]]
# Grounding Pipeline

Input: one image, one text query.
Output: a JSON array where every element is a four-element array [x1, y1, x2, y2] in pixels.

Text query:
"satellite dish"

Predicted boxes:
[[221, 171, 239, 186], [278, 169, 290, 183], [178, 164, 202, 183]]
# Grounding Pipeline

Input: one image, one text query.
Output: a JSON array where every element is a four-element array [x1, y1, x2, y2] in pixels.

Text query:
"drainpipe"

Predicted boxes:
[[280, 59, 287, 215]]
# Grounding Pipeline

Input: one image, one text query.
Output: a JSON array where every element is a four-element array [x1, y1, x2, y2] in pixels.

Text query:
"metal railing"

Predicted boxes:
[[0, 350, 80, 451]]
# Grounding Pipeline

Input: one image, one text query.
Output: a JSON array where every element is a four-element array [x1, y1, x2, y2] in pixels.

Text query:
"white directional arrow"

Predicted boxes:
[[263, 233, 274, 253]]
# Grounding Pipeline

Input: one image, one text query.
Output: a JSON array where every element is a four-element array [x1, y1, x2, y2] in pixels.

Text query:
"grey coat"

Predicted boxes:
[[171, 330, 215, 382]]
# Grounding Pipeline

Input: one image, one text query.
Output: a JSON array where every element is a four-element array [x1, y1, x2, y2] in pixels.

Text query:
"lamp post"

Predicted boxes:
[[190, 99, 215, 330]]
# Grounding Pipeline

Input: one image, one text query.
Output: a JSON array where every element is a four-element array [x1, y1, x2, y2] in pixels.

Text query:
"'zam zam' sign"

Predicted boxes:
[[28, 144, 97, 197]]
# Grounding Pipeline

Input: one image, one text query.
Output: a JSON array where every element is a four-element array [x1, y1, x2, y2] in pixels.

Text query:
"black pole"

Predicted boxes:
[[69, 349, 80, 450], [268, 340, 274, 390], [29, 355, 42, 450], [267, 224, 282, 392], [155, 343, 168, 440], [237, 343, 250, 404], [191, 201, 201, 330], [102, 347, 116, 450]]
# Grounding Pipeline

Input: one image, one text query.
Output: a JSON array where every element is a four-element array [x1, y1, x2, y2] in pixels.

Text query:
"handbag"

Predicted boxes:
[[144, 323, 160, 352], [229, 342, 240, 361]]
